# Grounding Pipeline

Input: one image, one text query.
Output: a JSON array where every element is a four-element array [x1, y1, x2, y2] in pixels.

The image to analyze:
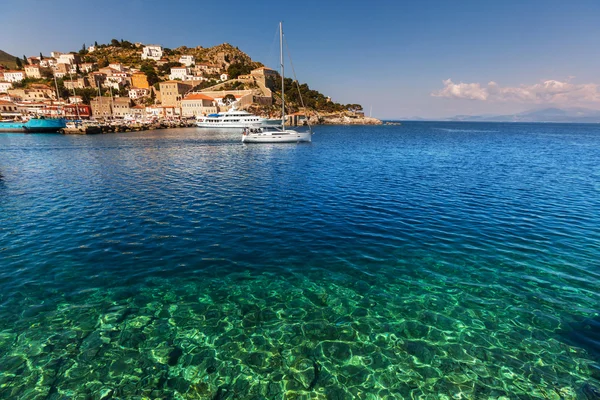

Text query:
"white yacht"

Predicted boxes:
[[196, 103, 279, 128], [242, 22, 313, 144]]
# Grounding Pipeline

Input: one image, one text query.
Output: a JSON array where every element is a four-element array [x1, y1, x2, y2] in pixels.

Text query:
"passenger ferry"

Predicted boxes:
[[196, 103, 280, 128]]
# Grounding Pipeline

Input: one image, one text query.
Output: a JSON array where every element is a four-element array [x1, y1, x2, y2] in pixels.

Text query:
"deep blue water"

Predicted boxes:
[[0, 122, 599, 399]]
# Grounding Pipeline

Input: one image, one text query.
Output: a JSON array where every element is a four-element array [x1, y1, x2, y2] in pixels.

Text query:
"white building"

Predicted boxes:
[[39, 58, 57, 68], [57, 54, 78, 65], [179, 55, 195, 66], [69, 95, 83, 104], [141, 45, 163, 61], [220, 73, 229, 82], [0, 82, 13, 93], [3, 71, 25, 83], [87, 45, 96, 53], [128, 88, 150, 99], [109, 63, 126, 72], [181, 93, 217, 117], [50, 51, 62, 58], [169, 67, 192, 81]]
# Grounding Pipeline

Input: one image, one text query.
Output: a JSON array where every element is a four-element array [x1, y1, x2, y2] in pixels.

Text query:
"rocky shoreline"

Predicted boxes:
[[303, 114, 382, 126]]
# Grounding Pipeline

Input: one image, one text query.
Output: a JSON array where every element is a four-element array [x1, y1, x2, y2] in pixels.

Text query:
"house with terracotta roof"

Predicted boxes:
[[181, 93, 217, 117]]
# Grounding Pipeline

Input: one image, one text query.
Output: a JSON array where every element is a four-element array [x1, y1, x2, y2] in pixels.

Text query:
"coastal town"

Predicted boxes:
[[0, 41, 381, 131]]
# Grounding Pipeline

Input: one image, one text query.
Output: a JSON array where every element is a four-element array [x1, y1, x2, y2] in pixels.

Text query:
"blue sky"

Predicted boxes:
[[2, 0, 600, 118]]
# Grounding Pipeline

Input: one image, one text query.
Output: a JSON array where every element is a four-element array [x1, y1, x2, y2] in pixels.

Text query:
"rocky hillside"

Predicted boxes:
[[0, 49, 18, 68]]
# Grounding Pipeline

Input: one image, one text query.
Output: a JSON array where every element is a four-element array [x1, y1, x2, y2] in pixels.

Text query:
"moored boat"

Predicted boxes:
[[196, 102, 277, 128], [242, 22, 313, 144], [0, 117, 67, 133]]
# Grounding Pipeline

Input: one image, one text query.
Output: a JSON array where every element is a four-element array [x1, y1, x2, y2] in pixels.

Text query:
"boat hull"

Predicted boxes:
[[242, 130, 312, 143], [0, 118, 67, 134]]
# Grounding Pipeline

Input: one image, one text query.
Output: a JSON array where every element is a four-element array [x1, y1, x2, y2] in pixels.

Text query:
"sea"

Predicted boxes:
[[0, 122, 599, 399]]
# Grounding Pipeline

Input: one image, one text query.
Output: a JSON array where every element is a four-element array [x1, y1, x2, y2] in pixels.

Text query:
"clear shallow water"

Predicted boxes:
[[0, 122, 599, 399]]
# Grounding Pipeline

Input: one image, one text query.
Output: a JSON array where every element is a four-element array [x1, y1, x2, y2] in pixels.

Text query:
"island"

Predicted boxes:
[[0, 42, 381, 126]]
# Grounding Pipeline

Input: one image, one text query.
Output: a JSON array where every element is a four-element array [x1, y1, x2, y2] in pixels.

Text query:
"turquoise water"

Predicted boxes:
[[0, 123, 599, 399]]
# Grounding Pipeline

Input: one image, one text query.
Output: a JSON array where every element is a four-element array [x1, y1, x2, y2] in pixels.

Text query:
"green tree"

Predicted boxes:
[[98, 57, 109, 68], [15, 57, 22, 69], [110, 39, 120, 47], [41, 69, 54, 80], [22, 55, 28, 65], [94, 41, 98, 47], [140, 62, 160, 86], [39, 52, 44, 60], [227, 63, 252, 79], [222, 94, 236, 105]]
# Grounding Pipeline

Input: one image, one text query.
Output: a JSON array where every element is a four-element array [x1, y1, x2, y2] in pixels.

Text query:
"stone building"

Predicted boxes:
[[158, 81, 192, 113]]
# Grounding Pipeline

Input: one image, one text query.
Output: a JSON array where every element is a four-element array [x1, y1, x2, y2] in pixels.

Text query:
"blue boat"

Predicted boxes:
[[0, 117, 67, 133]]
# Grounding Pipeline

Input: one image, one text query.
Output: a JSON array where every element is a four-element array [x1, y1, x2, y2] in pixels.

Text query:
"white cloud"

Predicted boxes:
[[432, 78, 600, 105]]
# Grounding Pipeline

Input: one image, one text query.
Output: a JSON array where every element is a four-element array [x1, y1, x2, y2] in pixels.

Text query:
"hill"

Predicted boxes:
[[446, 107, 600, 123], [0, 49, 18, 68]]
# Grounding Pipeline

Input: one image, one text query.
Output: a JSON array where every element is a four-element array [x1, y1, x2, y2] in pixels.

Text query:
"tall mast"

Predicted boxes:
[[53, 73, 61, 117], [69, 72, 81, 120], [280, 21, 285, 130]]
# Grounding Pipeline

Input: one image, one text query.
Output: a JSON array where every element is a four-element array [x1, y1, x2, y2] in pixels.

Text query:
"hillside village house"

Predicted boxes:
[[112, 97, 132, 118], [64, 104, 91, 119], [0, 82, 13, 93], [24, 65, 42, 79], [53, 63, 69, 78], [90, 97, 112, 118], [8, 86, 55, 102], [39, 58, 57, 68], [131, 72, 150, 89], [3, 71, 25, 83], [109, 63, 126, 72], [169, 67, 192, 81], [194, 63, 220, 76], [0, 100, 20, 118], [64, 77, 90, 90], [158, 81, 192, 112], [179, 55, 195, 66], [141, 45, 163, 61], [80, 63, 94, 73], [181, 93, 217, 117], [128, 88, 149, 100], [57, 53, 80, 66]]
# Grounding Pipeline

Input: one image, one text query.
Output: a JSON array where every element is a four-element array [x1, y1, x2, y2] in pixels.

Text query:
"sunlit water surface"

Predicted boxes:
[[0, 123, 599, 399]]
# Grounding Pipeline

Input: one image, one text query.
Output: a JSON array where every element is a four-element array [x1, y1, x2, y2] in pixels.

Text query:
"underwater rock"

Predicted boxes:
[[580, 382, 600, 399], [560, 316, 600, 361], [167, 346, 183, 366]]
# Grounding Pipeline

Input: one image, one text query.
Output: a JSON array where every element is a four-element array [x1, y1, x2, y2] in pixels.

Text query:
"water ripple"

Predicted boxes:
[[0, 124, 599, 398]]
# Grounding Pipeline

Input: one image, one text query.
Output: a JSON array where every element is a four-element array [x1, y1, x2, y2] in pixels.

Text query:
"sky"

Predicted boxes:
[[2, 0, 600, 119]]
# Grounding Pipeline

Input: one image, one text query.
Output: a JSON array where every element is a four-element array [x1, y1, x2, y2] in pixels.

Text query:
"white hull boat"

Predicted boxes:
[[196, 103, 278, 128], [242, 126, 311, 143], [242, 22, 313, 144]]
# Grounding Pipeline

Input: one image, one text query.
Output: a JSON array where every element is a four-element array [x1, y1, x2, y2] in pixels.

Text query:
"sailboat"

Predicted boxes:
[[242, 22, 313, 143]]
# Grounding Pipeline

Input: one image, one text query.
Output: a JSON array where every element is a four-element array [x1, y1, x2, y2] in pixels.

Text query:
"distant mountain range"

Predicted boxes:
[[443, 107, 600, 123], [0, 49, 17, 68]]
